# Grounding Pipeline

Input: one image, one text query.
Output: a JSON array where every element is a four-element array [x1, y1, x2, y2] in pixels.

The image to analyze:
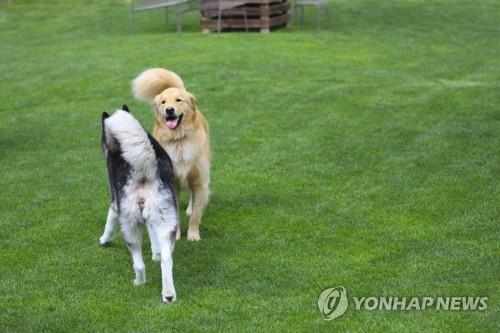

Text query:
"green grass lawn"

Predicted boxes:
[[1, 0, 499, 331]]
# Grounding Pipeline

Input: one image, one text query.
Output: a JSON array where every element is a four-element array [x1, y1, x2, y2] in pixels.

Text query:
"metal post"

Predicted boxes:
[[217, 2, 222, 33], [300, 5, 304, 27], [316, 4, 320, 30], [176, 7, 181, 33], [131, 1, 136, 32], [243, 8, 248, 33], [164, 7, 169, 31], [326, 5, 331, 29]]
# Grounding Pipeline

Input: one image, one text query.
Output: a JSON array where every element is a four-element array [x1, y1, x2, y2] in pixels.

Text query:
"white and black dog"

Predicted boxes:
[[99, 105, 178, 303]]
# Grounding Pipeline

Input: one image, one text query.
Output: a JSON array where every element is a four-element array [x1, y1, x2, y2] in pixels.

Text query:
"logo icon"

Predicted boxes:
[[318, 286, 348, 321]]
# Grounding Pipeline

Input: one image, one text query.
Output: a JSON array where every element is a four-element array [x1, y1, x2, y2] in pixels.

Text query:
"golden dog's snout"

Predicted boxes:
[[165, 107, 176, 117]]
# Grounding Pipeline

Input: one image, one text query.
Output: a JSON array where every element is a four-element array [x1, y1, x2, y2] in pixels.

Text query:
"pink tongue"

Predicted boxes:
[[166, 118, 178, 129]]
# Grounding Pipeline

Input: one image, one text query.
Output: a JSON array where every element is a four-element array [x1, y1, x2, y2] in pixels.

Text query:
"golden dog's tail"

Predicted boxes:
[[132, 68, 185, 102]]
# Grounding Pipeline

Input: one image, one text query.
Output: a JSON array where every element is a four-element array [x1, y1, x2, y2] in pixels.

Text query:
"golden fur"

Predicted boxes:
[[132, 68, 185, 101], [132, 68, 210, 241]]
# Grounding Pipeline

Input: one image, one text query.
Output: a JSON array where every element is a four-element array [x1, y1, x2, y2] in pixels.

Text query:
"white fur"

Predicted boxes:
[[100, 109, 178, 302], [104, 110, 157, 181], [119, 178, 177, 300]]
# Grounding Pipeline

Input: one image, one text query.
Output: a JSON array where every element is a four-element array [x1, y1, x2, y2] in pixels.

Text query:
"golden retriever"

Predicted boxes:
[[132, 68, 210, 241]]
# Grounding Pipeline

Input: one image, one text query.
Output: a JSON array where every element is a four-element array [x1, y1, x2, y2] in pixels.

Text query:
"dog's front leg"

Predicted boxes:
[[100, 203, 118, 245], [156, 224, 177, 303], [186, 193, 193, 216]]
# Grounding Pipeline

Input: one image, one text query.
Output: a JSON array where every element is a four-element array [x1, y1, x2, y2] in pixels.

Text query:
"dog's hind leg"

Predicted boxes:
[[122, 221, 146, 285], [100, 203, 118, 245], [146, 223, 161, 262], [187, 183, 209, 241], [155, 223, 177, 303]]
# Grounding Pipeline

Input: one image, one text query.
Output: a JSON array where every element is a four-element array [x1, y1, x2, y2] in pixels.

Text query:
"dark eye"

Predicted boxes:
[[176, 98, 182, 102], [161, 100, 165, 104]]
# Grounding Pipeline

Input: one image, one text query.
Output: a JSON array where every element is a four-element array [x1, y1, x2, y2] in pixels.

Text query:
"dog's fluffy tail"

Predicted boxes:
[[103, 109, 157, 181], [132, 68, 185, 102]]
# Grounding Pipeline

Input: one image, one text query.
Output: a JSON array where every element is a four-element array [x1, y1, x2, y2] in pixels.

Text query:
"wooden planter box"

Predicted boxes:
[[201, 0, 291, 33]]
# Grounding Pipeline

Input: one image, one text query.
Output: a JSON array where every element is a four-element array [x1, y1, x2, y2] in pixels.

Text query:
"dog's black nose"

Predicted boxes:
[[165, 107, 175, 115], [165, 296, 173, 302]]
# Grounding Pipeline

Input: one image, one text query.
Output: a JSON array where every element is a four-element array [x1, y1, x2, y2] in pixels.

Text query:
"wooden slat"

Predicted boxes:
[[200, 0, 290, 32], [202, 18, 268, 29], [201, 14, 290, 28], [202, 3, 288, 17], [269, 13, 290, 25], [201, 2, 289, 16], [201, 0, 284, 4]]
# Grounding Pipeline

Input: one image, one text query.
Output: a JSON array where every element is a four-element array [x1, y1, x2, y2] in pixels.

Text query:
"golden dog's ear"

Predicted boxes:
[[152, 95, 161, 113], [187, 92, 197, 110]]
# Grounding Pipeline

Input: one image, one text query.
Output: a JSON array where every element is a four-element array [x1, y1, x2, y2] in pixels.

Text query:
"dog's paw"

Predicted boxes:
[[99, 235, 112, 246], [152, 253, 161, 262], [162, 291, 177, 303], [176, 228, 181, 240], [134, 277, 146, 286], [186, 206, 192, 216], [133, 266, 146, 285], [187, 228, 200, 241]]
